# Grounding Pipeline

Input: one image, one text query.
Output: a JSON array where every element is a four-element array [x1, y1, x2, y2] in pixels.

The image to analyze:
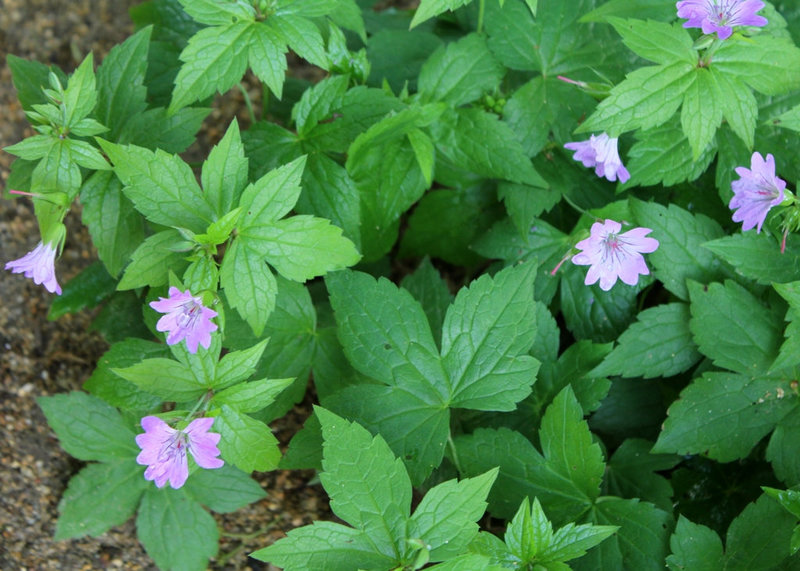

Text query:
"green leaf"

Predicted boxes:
[[238, 155, 307, 227], [117, 229, 189, 290], [709, 68, 757, 149], [84, 339, 167, 411], [653, 372, 795, 461], [95, 27, 151, 141], [578, 62, 695, 137], [441, 261, 539, 411], [317, 408, 411, 559], [220, 239, 277, 337], [176, 0, 255, 26], [64, 140, 110, 171], [605, 439, 681, 511], [411, 0, 471, 28], [119, 106, 210, 153], [252, 521, 396, 570], [505, 497, 552, 564], [577, 498, 672, 571], [560, 265, 640, 344], [62, 54, 98, 126], [408, 468, 499, 561], [4, 135, 55, 160], [400, 258, 453, 349], [80, 171, 144, 277], [629, 199, 728, 300], [712, 36, 800, 96], [99, 140, 214, 232], [213, 339, 269, 390], [212, 378, 294, 414], [54, 459, 147, 540], [432, 107, 548, 187], [7, 54, 65, 111], [326, 269, 447, 393], [767, 406, 800, 485], [248, 22, 288, 99], [580, 0, 677, 22], [773, 281, 800, 373], [48, 261, 117, 320], [681, 68, 722, 160], [245, 215, 361, 281], [544, 520, 618, 564], [666, 516, 724, 571], [113, 358, 208, 402], [592, 303, 701, 379], [703, 233, 800, 285], [269, 14, 328, 70], [607, 18, 695, 65], [32, 138, 81, 198], [202, 120, 249, 217], [367, 30, 443, 93], [169, 21, 254, 112], [688, 280, 783, 376], [418, 33, 504, 106], [213, 405, 281, 472], [724, 494, 798, 569], [38, 392, 138, 462], [136, 487, 218, 571], [183, 463, 266, 513]]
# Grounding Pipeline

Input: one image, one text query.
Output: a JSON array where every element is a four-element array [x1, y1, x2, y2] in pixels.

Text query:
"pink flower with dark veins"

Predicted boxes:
[[135, 416, 223, 489], [5, 241, 61, 294], [729, 152, 786, 233], [676, 0, 768, 40], [572, 219, 659, 291], [564, 133, 630, 183], [149, 287, 218, 353]]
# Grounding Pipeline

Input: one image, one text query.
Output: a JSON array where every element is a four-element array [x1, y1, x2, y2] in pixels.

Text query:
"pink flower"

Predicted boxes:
[[564, 133, 630, 183], [572, 219, 659, 291], [135, 416, 223, 489], [149, 287, 218, 353], [729, 152, 786, 233], [676, 0, 768, 40], [5, 241, 61, 294]]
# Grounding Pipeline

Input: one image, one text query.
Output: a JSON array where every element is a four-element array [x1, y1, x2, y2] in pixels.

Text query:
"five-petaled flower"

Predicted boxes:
[[729, 151, 786, 233], [564, 133, 631, 183], [150, 287, 218, 353], [676, 0, 768, 40], [135, 416, 224, 489], [5, 241, 62, 294], [572, 219, 659, 291]]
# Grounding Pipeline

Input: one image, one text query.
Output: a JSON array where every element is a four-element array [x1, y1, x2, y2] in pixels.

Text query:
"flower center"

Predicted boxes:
[[601, 232, 631, 268], [177, 301, 202, 329], [157, 430, 188, 463]]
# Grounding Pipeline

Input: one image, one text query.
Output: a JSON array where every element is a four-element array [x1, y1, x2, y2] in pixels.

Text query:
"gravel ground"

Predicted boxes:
[[0, 1, 329, 569]]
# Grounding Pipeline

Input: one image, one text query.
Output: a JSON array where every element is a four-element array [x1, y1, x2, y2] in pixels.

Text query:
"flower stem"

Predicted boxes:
[[237, 82, 256, 124], [447, 432, 463, 474], [477, 0, 486, 34]]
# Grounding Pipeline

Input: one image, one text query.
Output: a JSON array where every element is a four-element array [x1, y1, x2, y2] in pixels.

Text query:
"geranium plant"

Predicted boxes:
[[6, 0, 800, 569]]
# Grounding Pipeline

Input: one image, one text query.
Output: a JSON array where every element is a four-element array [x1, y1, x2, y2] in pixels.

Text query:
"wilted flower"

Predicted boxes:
[[135, 416, 223, 489], [4, 241, 61, 294], [572, 219, 659, 291], [676, 0, 768, 40], [149, 287, 218, 353], [564, 133, 630, 183], [729, 152, 786, 233]]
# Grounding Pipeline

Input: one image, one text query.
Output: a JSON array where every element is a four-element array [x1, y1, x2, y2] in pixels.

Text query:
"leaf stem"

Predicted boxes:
[[477, 0, 486, 34], [447, 432, 463, 474], [237, 82, 256, 124]]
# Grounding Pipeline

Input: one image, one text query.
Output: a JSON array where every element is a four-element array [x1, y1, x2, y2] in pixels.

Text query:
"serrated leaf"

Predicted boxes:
[[99, 140, 214, 232], [55, 459, 147, 540], [724, 494, 798, 569], [113, 358, 207, 402], [767, 406, 800, 485], [38, 392, 139, 462], [712, 36, 800, 96], [213, 338, 269, 390], [400, 258, 453, 349], [183, 463, 266, 513], [63, 139, 110, 170], [220, 239, 277, 337], [117, 229, 189, 290], [62, 54, 97, 127], [317, 408, 411, 558], [248, 22, 288, 99], [580, 0, 676, 22], [688, 280, 783, 376], [418, 33, 504, 106], [408, 468, 498, 561], [578, 62, 695, 137], [213, 405, 281, 472], [410, 0, 471, 28], [544, 521, 618, 564], [177, 0, 255, 26], [666, 516, 724, 571], [202, 120, 249, 217], [653, 372, 795, 461], [703, 233, 800, 285], [269, 14, 328, 69], [239, 155, 307, 228], [592, 303, 701, 379], [681, 68, 722, 160], [212, 378, 293, 414], [136, 487, 218, 571], [608, 18, 695, 65], [629, 199, 728, 300], [119, 106, 210, 153], [441, 262, 539, 411], [169, 22, 253, 112], [709, 68, 757, 149], [48, 261, 116, 320], [7, 54, 65, 111], [605, 439, 681, 511], [32, 138, 82, 198]]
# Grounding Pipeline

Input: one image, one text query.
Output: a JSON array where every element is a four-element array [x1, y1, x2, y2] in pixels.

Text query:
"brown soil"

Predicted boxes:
[[0, 1, 330, 569]]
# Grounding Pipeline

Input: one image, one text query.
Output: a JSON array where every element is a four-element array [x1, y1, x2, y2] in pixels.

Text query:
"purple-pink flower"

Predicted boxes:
[[676, 0, 768, 40], [135, 416, 224, 489], [729, 152, 786, 233], [564, 133, 630, 183], [572, 219, 659, 291], [149, 287, 218, 353], [5, 241, 61, 294]]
